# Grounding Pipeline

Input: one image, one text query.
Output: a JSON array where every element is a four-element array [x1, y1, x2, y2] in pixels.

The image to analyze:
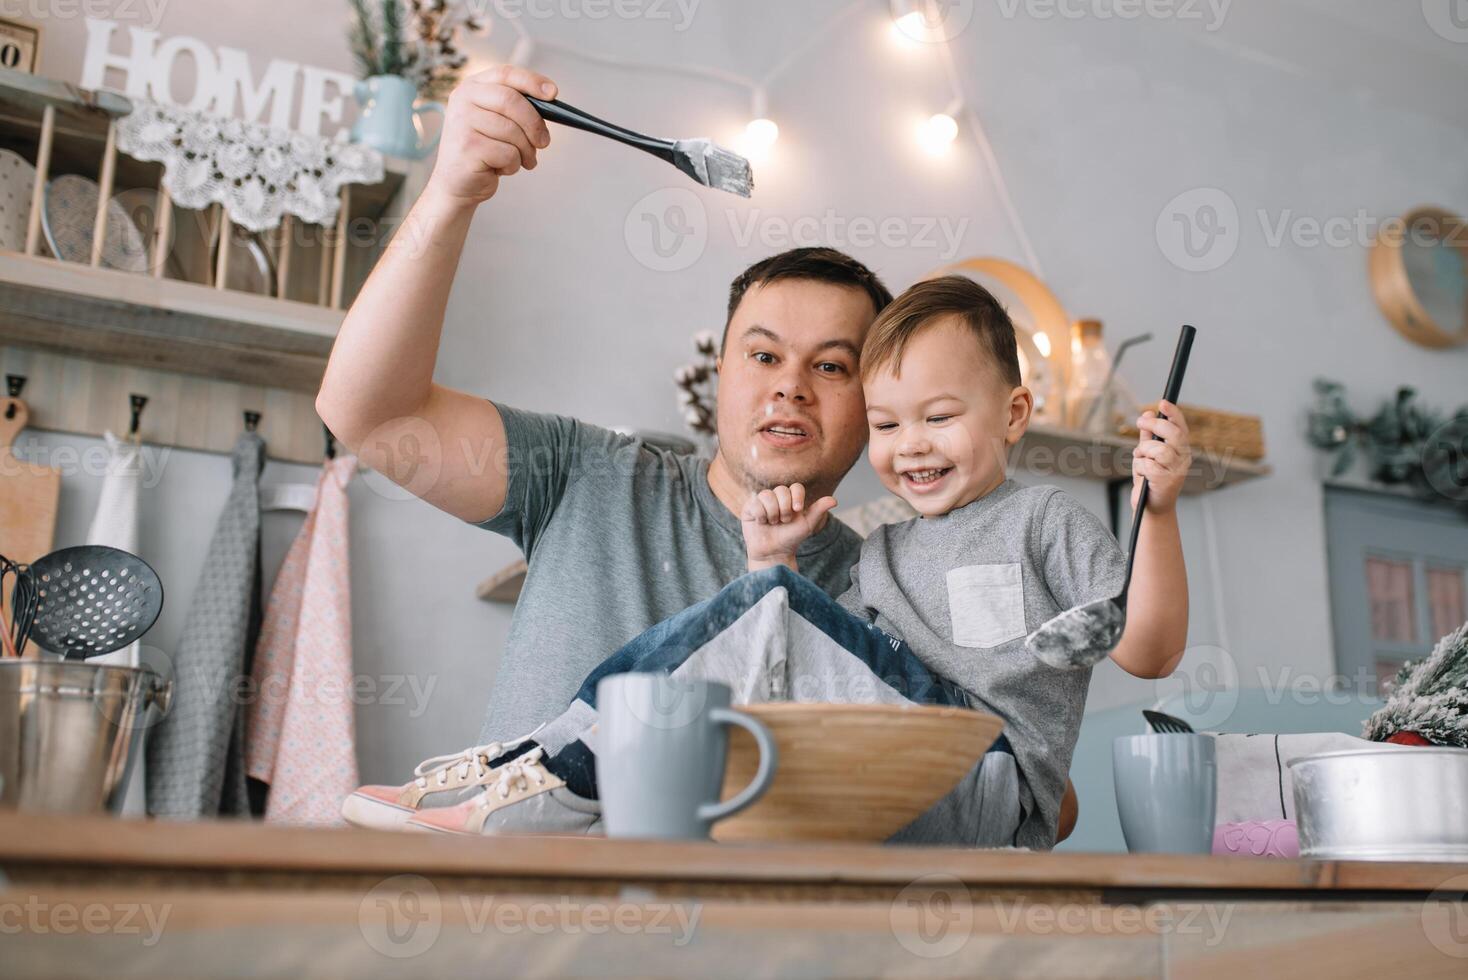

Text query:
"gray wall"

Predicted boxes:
[[21, 2, 1468, 802]]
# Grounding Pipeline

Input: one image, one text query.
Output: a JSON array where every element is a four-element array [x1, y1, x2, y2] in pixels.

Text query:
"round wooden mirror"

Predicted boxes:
[[1369, 206, 1468, 349], [926, 257, 1073, 422]]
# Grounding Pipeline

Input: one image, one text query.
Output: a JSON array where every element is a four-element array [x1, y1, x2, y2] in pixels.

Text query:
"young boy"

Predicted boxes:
[[344, 277, 1192, 848]]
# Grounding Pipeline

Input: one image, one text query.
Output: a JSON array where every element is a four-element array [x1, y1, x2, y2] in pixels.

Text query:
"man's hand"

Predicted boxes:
[[1131, 401, 1193, 513], [741, 484, 837, 572], [426, 65, 559, 207]]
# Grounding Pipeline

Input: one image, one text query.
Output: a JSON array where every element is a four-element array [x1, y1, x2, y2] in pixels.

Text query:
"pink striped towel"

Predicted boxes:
[[245, 456, 358, 824]]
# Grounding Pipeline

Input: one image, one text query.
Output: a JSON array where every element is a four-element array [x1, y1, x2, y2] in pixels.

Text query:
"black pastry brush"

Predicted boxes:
[[526, 95, 754, 198]]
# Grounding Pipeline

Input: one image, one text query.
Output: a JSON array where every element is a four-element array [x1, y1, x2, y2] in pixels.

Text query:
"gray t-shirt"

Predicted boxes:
[[475, 403, 864, 744], [837, 479, 1126, 849]]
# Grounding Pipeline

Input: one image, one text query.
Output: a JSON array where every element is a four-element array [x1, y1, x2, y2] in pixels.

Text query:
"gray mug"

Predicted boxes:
[[1113, 733, 1217, 854], [596, 674, 777, 840]]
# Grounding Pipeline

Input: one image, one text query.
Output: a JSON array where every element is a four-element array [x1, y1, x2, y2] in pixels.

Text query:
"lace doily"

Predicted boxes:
[[115, 99, 385, 233]]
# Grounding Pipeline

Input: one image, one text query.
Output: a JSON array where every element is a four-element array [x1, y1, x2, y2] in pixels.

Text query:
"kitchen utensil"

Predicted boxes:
[[713, 702, 1003, 842], [0, 554, 37, 658], [1113, 733, 1217, 854], [27, 545, 164, 661], [1080, 331, 1152, 432], [0, 148, 37, 252], [41, 175, 148, 270], [1290, 746, 1468, 861], [0, 388, 60, 590], [1143, 709, 1195, 734], [0, 659, 171, 814], [597, 674, 776, 840], [526, 95, 753, 198], [1027, 324, 1197, 669]]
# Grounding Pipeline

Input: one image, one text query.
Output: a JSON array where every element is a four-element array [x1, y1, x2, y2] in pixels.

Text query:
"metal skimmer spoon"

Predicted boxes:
[[1027, 325, 1196, 670], [28, 545, 165, 661]]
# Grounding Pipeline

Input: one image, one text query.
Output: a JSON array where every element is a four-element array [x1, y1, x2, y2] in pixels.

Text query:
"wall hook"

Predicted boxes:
[[243, 410, 262, 432], [128, 394, 148, 438], [4, 375, 24, 420]]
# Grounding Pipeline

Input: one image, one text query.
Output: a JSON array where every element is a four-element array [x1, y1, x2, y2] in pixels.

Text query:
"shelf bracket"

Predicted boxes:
[[1107, 476, 1131, 538]]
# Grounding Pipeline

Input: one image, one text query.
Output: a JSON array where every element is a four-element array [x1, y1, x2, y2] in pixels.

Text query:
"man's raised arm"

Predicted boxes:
[[316, 66, 559, 524]]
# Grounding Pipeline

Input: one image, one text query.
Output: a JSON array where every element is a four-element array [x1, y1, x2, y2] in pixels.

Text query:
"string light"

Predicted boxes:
[[890, 10, 927, 45], [889, 0, 947, 45], [487, 0, 1042, 275], [742, 118, 781, 162], [739, 86, 779, 163], [918, 112, 958, 154], [917, 97, 962, 156]]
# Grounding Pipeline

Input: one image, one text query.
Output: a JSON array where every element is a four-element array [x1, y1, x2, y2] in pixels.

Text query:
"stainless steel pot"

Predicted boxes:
[[1289, 746, 1468, 861], [0, 659, 171, 814]]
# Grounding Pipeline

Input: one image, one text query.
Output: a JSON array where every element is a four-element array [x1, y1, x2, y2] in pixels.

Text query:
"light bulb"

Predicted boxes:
[[918, 113, 958, 155], [741, 118, 780, 162], [891, 10, 927, 44], [746, 118, 779, 149]]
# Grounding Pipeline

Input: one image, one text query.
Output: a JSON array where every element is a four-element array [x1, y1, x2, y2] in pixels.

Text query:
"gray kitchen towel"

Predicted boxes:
[[147, 432, 265, 819]]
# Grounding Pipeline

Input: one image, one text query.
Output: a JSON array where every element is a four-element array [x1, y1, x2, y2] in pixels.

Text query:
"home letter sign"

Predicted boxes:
[[80, 18, 355, 138]]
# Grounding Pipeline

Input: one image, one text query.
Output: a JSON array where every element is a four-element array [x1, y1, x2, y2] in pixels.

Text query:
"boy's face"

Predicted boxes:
[[863, 316, 1033, 517]]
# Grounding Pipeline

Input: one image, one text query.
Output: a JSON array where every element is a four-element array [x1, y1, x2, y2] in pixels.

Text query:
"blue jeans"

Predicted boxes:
[[572, 565, 971, 710]]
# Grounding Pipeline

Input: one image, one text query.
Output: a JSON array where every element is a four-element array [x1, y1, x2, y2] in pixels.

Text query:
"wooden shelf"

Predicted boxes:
[[1019, 421, 1271, 494], [476, 558, 527, 604], [0, 251, 338, 392], [0, 70, 429, 465], [0, 68, 130, 125]]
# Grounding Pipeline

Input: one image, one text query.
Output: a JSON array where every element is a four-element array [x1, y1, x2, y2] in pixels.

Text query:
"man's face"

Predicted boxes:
[[714, 279, 874, 497]]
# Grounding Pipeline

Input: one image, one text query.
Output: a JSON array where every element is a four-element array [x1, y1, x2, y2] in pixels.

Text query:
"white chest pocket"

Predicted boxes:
[[946, 563, 1026, 649]]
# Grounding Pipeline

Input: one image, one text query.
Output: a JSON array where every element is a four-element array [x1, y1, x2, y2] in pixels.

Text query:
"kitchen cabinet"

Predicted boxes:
[[0, 69, 426, 464]]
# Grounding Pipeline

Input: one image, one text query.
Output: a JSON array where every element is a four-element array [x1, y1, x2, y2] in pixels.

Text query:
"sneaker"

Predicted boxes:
[[340, 730, 538, 830], [404, 748, 602, 836]]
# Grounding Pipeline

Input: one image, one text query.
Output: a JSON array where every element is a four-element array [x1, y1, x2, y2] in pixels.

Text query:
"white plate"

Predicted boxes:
[[112, 187, 186, 279], [0, 148, 37, 252], [42, 174, 149, 272]]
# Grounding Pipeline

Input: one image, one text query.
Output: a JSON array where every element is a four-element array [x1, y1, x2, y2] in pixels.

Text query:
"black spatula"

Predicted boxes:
[[1026, 325, 1196, 669]]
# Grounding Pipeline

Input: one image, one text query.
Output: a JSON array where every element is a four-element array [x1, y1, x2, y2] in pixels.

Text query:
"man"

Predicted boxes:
[[317, 65, 890, 746]]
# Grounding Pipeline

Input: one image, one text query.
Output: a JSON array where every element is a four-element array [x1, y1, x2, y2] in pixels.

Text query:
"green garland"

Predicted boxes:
[[1306, 379, 1468, 513]]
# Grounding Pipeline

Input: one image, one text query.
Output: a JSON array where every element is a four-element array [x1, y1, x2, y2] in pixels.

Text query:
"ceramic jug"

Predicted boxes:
[[351, 75, 444, 159]]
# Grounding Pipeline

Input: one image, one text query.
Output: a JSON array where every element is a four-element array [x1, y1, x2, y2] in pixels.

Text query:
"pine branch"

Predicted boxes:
[[380, 0, 407, 77], [347, 0, 382, 77], [1366, 620, 1468, 746]]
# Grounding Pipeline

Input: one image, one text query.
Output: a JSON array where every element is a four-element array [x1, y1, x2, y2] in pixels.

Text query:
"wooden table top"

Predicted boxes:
[[3, 810, 1465, 897]]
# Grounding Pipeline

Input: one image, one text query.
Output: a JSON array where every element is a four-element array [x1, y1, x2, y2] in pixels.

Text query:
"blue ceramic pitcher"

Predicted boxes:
[[351, 74, 444, 159]]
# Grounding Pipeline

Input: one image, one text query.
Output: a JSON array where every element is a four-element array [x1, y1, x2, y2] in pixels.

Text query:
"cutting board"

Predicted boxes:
[[1, 396, 59, 565], [1, 398, 58, 657]]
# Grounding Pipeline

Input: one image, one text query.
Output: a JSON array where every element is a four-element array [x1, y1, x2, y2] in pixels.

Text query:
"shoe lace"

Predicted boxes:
[[481, 747, 548, 803], [413, 725, 544, 789]]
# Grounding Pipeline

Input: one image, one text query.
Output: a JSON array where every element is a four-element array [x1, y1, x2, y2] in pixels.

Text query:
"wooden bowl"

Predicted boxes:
[[712, 703, 1004, 843]]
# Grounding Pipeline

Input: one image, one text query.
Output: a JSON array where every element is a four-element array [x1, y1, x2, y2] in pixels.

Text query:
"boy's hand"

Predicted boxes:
[[741, 484, 837, 572], [1132, 401, 1193, 513]]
